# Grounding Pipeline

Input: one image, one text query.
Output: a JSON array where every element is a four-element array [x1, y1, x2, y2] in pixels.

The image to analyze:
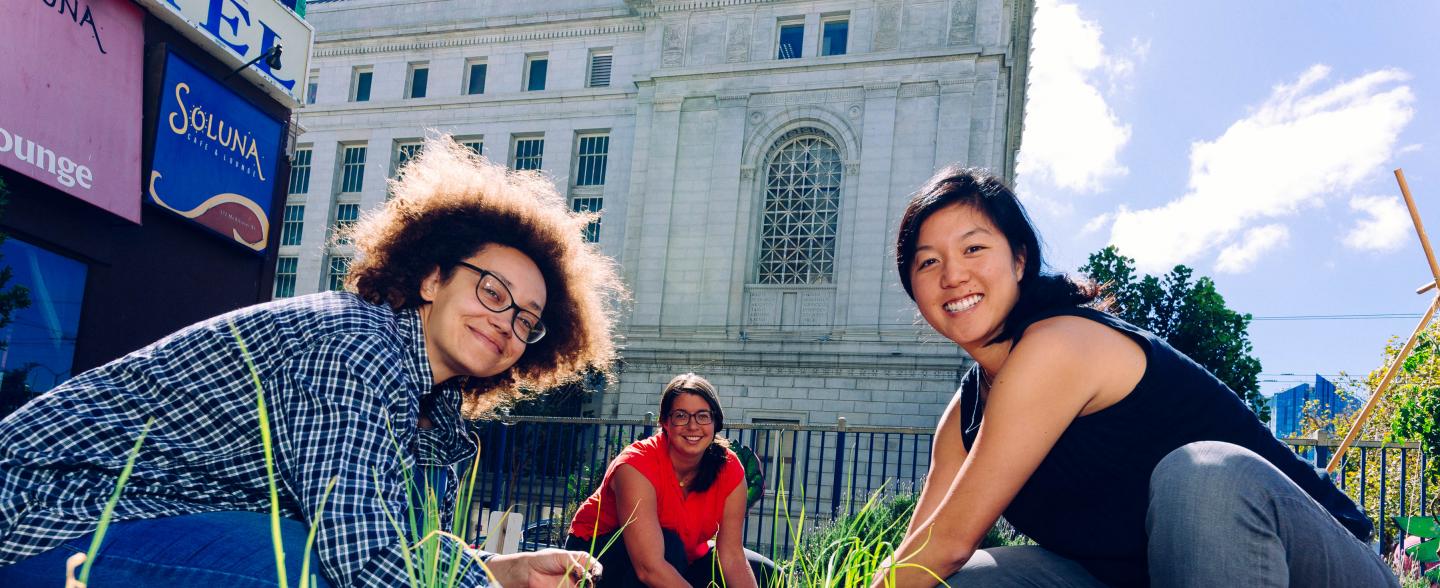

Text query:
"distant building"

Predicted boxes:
[[1271, 375, 1360, 439]]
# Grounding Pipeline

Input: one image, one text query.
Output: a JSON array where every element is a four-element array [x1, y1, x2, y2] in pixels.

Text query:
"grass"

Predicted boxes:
[[62, 322, 970, 587]]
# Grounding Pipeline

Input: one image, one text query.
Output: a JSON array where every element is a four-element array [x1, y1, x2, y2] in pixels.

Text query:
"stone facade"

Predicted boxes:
[[288, 0, 1033, 429]]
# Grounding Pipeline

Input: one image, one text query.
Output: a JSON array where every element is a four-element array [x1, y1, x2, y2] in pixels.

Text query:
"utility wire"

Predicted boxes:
[[1250, 313, 1424, 321]]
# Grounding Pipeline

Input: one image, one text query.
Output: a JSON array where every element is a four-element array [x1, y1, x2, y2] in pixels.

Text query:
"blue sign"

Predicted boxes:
[[148, 51, 283, 253]]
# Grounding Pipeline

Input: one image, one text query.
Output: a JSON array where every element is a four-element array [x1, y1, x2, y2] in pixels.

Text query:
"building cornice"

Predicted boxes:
[[315, 22, 646, 58]]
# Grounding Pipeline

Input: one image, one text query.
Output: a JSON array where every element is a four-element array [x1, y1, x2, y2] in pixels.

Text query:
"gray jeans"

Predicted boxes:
[[944, 441, 1398, 587]]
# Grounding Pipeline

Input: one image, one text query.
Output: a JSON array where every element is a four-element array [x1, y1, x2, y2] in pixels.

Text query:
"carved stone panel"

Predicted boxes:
[[948, 0, 977, 45], [726, 16, 752, 63], [688, 20, 725, 66], [747, 289, 781, 326], [662, 23, 686, 68], [798, 290, 834, 326], [874, 1, 901, 51], [903, 2, 947, 49]]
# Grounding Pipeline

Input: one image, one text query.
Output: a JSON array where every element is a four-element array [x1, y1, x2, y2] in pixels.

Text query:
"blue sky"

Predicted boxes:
[[1014, 1, 1440, 397]]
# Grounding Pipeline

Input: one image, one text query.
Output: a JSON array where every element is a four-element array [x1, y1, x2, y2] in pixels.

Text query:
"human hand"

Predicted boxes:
[[483, 549, 602, 588]]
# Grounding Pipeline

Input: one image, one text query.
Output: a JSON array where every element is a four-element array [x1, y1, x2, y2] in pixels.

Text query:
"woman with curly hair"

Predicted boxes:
[[0, 136, 624, 588]]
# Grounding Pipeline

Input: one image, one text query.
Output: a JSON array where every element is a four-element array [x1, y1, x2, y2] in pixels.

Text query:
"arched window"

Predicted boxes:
[[756, 128, 843, 284]]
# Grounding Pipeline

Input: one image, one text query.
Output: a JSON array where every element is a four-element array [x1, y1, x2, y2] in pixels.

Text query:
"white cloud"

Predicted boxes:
[[1216, 224, 1289, 273], [1344, 195, 1411, 251], [1015, 0, 1132, 196], [1109, 65, 1415, 273], [1081, 212, 1115, 235]]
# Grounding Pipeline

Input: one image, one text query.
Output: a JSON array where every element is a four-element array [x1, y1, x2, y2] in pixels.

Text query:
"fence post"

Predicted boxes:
[[1313, 429, 1331, 473], [643, 411, 655, 438], [489, 422, 510, 511], [831, 416, 847, 517]]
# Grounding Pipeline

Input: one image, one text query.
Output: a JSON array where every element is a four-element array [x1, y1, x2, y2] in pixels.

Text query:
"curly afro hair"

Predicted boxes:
[[343, 134, 626, 417]]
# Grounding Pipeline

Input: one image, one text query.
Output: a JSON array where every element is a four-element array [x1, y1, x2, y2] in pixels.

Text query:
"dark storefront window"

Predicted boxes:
[[0, 237, 86, 417]]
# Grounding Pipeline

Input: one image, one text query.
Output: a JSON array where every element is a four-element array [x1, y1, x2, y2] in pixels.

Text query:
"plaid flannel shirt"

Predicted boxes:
[[0, 292, 491, 587]]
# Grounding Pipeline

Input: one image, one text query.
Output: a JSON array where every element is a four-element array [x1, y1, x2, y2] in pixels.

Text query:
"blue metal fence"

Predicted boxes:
[[459, 416, 1432, 558]]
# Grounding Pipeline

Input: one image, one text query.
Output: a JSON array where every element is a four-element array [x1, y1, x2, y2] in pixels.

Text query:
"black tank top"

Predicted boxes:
[[958, 306, 1371, 587]]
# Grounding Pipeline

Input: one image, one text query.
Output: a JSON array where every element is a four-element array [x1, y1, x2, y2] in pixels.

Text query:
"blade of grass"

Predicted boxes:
[[228, 320, 288, 588], [299, 476, 339, 588], [78, 417, 155, 585]]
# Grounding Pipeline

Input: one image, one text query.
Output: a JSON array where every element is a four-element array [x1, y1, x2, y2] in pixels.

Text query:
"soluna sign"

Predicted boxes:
[[149, 52, 283, 253]]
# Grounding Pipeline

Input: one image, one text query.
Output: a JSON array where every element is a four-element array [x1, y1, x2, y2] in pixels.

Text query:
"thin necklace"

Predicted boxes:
[[964, 368, 986, 435]]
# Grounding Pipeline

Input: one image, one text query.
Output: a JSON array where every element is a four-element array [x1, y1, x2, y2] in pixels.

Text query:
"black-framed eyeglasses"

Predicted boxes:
[[668, 410, 713, 426], [454, 261, 547, 344]]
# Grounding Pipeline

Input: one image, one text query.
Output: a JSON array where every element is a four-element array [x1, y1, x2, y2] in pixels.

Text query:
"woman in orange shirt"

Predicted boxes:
[[567, 373, 774, 587]]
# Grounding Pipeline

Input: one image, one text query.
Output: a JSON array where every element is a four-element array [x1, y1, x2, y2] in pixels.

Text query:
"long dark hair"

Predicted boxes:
[[659, 373, 731, 494], [895, 165, 1097, 346]]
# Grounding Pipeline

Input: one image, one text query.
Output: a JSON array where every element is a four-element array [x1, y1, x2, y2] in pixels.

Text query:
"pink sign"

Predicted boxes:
[[0, 0, 145, 223]]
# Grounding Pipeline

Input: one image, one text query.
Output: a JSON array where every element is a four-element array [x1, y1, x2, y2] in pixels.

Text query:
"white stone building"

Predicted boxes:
[[282, 0, 1033, 431]]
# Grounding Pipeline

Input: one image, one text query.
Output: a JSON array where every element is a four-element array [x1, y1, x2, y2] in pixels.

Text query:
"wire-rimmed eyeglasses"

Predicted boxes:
[[454, 261, 547, 344]]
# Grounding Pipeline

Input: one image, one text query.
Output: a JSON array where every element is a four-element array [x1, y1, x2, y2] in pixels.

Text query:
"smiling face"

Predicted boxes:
[[662, 391, 717, 461], [910, 203, 1026, 354], [419, 244, 547, 384]]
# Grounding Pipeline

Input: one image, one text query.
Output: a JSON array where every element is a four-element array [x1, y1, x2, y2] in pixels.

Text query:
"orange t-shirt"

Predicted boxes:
[[569, 433, 744, 562]]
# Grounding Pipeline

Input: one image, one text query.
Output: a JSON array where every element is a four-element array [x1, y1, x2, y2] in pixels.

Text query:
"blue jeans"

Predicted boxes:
[[946, 441, 1399, 587], [0, 511, 331, 588]]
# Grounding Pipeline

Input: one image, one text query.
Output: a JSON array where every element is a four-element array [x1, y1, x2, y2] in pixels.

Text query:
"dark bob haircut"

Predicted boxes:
[[895, 165, 1096, 346]]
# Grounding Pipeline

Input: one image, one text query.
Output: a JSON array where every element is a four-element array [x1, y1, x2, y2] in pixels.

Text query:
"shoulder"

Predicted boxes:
[[613, 436, 667, 477], [1015, 314, 1140, 363], [717, 445, 746, 488]]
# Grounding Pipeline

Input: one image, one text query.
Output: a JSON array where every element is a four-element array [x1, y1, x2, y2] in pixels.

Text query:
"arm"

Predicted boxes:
[[876, 318, 1143, 587], [903, 389, 969, 538], [277, 335, 491, 588], [611, 464, 692, 588], [715, 484, 760, 588]]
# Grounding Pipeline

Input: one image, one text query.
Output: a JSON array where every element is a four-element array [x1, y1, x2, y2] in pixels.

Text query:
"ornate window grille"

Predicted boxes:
[[756, 128, 843, 284]]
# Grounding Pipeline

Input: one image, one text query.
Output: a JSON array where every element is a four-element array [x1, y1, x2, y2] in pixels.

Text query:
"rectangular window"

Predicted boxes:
[[274, 257, 298, 298], [524, 54, 548, 92], [281, 204, 305, 246], [465, 59, 487, 95], [327, 256, 351, 291], [574, 134, 609, 186], [305, 72, 318, 105], [513, 136, 544, 171], [394, 141, 422, 176], [777, 21, 804, 59], [288, 148, 312, 194], [351, 67, 373, 102], [333, 203, 360, 244], [340, 145, 367, 193], [571, 197, 603, 243], [461, 140, 484, 156], [406, 63, 429, 99], [587, 50, 612, 88], [821, 17, 849, 56]]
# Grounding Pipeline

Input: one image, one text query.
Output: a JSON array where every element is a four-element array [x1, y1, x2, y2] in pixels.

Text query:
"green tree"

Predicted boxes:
[[1080, 246, 1267, 422]]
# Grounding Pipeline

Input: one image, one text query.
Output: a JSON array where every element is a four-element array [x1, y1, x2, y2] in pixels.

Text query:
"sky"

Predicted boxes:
[[1014, 1, 1440, 397]]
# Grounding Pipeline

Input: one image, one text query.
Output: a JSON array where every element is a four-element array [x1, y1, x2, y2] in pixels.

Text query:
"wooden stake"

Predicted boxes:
[[1327, 168, 1440, 472], [1327, 294, 1439, 472]]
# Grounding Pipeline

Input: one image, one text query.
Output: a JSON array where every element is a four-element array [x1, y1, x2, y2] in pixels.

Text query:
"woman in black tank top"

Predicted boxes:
[[873, 167, 1395, 587]]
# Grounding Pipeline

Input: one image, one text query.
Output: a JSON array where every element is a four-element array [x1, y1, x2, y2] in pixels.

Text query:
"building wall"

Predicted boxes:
[[291, 0, 1033, 428]]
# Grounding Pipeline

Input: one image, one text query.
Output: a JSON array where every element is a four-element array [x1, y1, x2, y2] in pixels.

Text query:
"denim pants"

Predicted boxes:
[[945, 441, 1399, 587], [0, 511, 331, 588]]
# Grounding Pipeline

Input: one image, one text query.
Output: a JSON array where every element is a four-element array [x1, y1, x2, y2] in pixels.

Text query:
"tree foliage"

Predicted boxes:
[[1303, 326, 1440, 552], [1080, 246, 1267, 422]]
